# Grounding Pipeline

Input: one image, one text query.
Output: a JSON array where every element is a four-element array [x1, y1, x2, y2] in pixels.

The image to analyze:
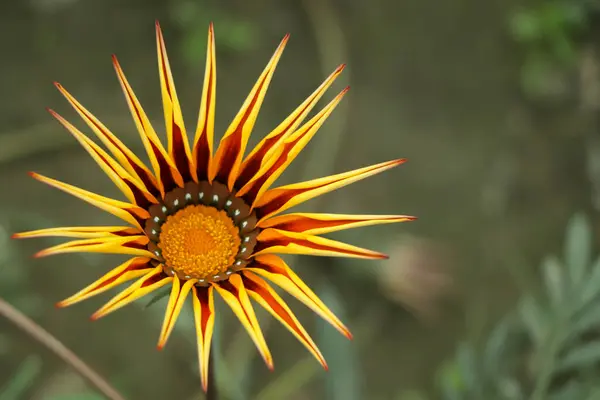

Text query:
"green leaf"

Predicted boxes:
[[518, 295, 547, 344], [569, 300, 600, 341], [47, 394, 106, 400], [565, 213, 592, 286], [577, 256, 600, 309], [0, 355, 42, 400], [557, 341, 600, 373], [542, 256, 565, 307], [143, 286, 171, 309], [510, 11, 541, 43], [317, 283, 361, 400]]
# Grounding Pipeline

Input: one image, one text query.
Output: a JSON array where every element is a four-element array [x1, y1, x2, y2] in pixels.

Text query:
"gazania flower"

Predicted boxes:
[[14, 22, 414, 390]]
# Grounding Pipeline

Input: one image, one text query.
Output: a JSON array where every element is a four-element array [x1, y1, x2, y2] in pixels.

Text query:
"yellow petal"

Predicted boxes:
[[56, 257, 152, 308], [249, 254, 351, 339], [258, 213, 416, 235], [238, 87, 349, 204], [255, 159, 406, 222], [12, 226, 139, 239], [211, 34, 289, 190], [112, 55, 184, 195], [29, 172, 148, 229], [192, 285, 215, 392], [34, 235, 152, 258], [254, 228, 387, 259], [157, 277, 197, 349], [236, 64, 345, 189], [48, 109, 158, 207], [91, 265, 171, 320], [213, 274, 273, 369], [192, 23, 216, 183], [243, 271, 327, 369], [156, 22, 194, 182], [53, 82, 159, 196]]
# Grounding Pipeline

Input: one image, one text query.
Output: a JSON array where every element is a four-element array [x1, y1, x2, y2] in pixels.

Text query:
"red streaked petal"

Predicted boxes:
[[156, 22, 193, 182], [236, 63, 346, 189], [12, 226, 139, 240], [258, 213, 416, 235], [34, 235, 151, 259], [254, 228, 387, 259], [249, 254, 351, 339], [48, 109, 158, 207], [53, 82, 159, 196], [91, 265, 171, 320], [211, 34, 289, 190], [157, 276, 197, 349], [56, 257, 152, 308], [243, 271, 327, 369], [192, 23, 216, 183], [192, 285, 215, 392], [238, 87, 349, 204], [112, 55, 184, 195], [255, 159, 406, 222], [212, 274, 273, 369], [29, 172, 148, 229]]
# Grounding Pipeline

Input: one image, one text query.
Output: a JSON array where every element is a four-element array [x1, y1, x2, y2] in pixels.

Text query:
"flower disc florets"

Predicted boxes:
[[145, 180, 259, 285]]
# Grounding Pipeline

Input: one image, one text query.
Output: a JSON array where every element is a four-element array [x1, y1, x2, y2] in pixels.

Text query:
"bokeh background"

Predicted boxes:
[[2, 0, 600, 399]]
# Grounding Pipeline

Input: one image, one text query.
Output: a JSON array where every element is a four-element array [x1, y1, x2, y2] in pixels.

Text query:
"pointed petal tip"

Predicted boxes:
[[156, 343, 165, 351], [209, 21, 214, 30], [155, 20, 161, 29], [407, 216, 418, 221], [27, 171, 37, 179], [55, 301, 66, 309], [10, 233, 21, 240], [32, 250, 46, 259], [89, 313, 100, 321]]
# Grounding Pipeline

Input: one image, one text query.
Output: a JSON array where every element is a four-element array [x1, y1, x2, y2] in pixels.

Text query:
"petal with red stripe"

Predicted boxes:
[[213, 274, 273, 369], [236, 64, 346, 189], [255, 159, 406, 222], [156, 22, 193, 182], [243, 271, 327, 369], [192, 23, 217, 182], [192, 285, 215, 392], [248, 254, 351, 339], [33, 235, 152, 259], [254, 228, 387, 259], [56, 257, 152, 308], [211, 35, 289, 189], [258, 213, 416, 235]]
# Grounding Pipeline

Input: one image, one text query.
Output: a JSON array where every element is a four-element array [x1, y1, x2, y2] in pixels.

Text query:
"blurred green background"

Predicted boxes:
[[3, 0, 600, 399]]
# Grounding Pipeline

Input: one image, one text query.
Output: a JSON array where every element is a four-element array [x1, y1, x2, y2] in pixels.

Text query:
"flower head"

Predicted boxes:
[[14, 22, 415, 390]]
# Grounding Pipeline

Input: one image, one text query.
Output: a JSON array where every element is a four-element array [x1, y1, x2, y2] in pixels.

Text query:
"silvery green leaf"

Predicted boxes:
[[556, 341, 600, 373], [518, 296, 547, 344], [565, 213, 592, 286], [577, 257, 600, 310], [542, 256, 565, 307], [436, 360, 465, 400], [317, 283, 361, 400], [0, 355, 42, 400], [483, 318, 511, 375], [568, 301, 600, 342]]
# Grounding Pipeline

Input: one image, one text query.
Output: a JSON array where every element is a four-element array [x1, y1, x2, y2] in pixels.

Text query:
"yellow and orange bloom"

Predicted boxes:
[[14, 22, 414, 390]]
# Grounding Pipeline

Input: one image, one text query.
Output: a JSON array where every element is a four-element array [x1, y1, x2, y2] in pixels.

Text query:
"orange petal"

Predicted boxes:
[[236, 64, 346, 189], [254, 228, 387, 259], [48, 109, 158, 207], [156, 22, 193, 182], [53, 82, 159, 196], [91, 265, 171, 320], [255, 159, 406, 222], [192, 285, 215, 392], [29, 172, 149, 229], [157, 277, 197, 349], [211, 34, 289, 189], [238, 87, 349, 204], [249, 254, 352, 339], [243, 271, 327, 369], [112, 55, 184, 195], [192, 23, 216, 183], [34, 235, 152, 258], [213, 274, 273, 369], [258, 213, 416, 235], [12, 226, 139, 239], [56, 257, 152, 308]]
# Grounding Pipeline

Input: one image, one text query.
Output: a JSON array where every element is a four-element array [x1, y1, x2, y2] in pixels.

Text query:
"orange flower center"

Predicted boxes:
[[158, 205, 241, 280]]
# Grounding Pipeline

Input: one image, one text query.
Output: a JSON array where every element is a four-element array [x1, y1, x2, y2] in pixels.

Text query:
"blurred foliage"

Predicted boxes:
[[509, 0, 599, 101], [169, 0, 260, 66], [398, 214, 600, 400]]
